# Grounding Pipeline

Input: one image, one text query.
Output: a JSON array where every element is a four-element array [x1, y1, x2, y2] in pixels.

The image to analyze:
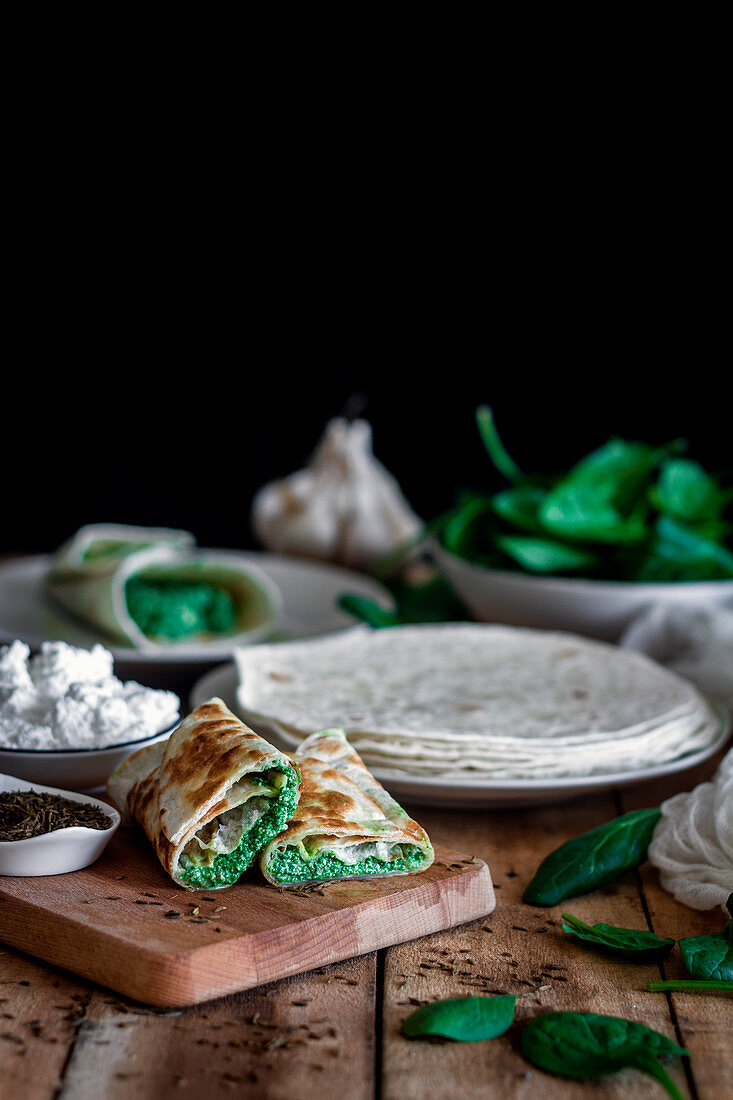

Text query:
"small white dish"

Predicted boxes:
[[434, 542, 733, 642], [0, 773, 120, 876], [191, 662, 731, 809], [0, 553, 395, 668], [0, 721, 177, 792]]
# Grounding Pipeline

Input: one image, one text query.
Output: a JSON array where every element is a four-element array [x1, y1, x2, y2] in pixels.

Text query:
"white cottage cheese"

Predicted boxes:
[[0, 641, 180, 750]]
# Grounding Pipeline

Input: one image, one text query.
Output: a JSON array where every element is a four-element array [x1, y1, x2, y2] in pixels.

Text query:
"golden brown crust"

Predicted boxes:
[[259, 729, 433, 881], [107, 698, 298, 885]]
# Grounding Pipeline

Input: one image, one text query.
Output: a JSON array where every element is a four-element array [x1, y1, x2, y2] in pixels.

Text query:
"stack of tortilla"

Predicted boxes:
[[235, 624, 724, 781]]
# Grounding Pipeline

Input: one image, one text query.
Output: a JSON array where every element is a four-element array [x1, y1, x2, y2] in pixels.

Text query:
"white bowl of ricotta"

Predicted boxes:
[[0, 640, 180, 791]]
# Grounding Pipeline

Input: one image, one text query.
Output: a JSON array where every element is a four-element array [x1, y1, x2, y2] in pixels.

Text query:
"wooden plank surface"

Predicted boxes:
[[0, 829, 494, 1006], [382, 795, 692, 1100], [619, 754, 733, 1100], [3, 761, 732, 1099], [0, 667, 730, 1100]]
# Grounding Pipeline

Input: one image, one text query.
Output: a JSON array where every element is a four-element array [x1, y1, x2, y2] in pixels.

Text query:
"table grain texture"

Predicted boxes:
[[1, 754, 731, 1099]]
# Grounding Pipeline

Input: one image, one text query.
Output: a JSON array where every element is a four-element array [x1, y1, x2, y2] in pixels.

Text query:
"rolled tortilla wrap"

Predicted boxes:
[[50, 523, 196, 571], [259, 728, 434, 886], [107, 698, 302, 889], [48, 536, 280, 649]]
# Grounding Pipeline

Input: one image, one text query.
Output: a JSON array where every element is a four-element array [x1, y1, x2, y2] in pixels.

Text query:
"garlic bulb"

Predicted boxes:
[[648, 747, 733, 912], [251, 418, 422, 570]]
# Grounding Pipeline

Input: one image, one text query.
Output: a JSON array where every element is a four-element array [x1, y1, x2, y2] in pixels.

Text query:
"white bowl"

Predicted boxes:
[[0, 773, 120, 876], [434, 542, 733, 642], [0, 722, 177, 792]]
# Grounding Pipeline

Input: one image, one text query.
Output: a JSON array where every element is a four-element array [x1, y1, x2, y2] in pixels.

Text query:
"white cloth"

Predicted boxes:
[[621, 601, 733, 710], [620, 602, 733, 912]]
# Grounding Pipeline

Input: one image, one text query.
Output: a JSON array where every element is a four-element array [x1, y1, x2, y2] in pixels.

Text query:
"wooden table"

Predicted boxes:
[[1, 751, 731, 1099]]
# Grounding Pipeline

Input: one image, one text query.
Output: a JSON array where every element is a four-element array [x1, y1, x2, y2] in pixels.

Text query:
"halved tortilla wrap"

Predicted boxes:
[[48, 527, 281, 648], [107, 698, 302, 889], [260, 728, 434, 886]]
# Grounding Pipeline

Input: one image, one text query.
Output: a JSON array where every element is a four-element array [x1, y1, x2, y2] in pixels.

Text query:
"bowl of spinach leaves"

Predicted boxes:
[[432, 407, 733, 641]]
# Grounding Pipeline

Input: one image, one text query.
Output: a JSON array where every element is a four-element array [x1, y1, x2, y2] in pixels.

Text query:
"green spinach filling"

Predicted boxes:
[[126, 577, 237, 640], [268, 843, 428, 883], [178, 766, 299, 889]]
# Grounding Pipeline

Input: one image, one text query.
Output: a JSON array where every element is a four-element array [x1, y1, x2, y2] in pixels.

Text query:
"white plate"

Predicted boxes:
[[0, 773, 120, 876], [0, 553, 394, 667], [191, 663, 731, 808]]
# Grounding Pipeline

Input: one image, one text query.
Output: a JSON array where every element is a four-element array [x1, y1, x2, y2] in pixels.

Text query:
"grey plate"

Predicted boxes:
[[0, 553, 394, 668]]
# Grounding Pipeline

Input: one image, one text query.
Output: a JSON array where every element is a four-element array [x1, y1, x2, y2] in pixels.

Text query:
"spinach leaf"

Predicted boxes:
[[648, 980, 733, 993], [561, 912, 675, 960], [475, 406, 522, 483], [523, 808, 662, 906], [633, 516, 733, 582], [560, 438, 668, 506], [491, 485, 547, 533], [336, 595, 402, 629], [520, 1011, 689, 1100], [538, 438, 662, 545], [496, 534, 598, 574], [679, 923, 733, 982], [541, 488, 650, 545], [436, 408, 733, 583], [652, 458, 727, 524], [389, 574, 468, 624], [441, 495, 496, 560], [402, 994, 516, 1042], [339, 574, 467, 629]]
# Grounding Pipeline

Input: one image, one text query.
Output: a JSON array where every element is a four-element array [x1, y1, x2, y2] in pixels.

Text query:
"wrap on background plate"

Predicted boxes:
[[49, 523, 196, 569], [47, 525, 281, 649], [260, 728, 434, 886], [107, 698, 302, 889]]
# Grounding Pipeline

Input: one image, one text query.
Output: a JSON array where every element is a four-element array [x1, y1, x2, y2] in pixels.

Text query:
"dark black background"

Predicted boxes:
[[3, 7, 727, 556]]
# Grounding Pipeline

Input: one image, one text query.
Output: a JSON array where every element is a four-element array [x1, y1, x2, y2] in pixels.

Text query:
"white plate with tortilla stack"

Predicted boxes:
[[191, 624, 731, 808]]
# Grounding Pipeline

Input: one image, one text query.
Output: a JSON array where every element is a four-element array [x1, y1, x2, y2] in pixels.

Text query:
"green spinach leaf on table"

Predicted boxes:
[[520, 1011, 689, 1100], [523, 807, 662, 906], [561, 912, 675, 961], [402, 994, 516, 1042], [679, 914, 733, 982], [648, 980, 733, 993]]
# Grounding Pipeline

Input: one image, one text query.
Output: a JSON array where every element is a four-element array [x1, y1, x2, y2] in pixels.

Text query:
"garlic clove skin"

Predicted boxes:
[[251, 418, 422, 570]]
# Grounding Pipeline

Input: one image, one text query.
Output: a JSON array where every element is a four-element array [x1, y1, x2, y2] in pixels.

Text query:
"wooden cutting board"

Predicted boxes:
[[0, 826, 494, 1007]]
